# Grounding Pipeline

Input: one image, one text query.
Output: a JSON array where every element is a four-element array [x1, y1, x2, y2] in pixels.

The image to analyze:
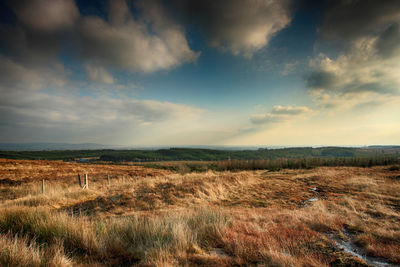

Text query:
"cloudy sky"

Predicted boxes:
[[0, 0, 399, 146]]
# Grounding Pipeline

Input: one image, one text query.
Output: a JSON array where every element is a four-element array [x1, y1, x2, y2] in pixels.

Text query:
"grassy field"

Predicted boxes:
[[0, 158, 399, 266]]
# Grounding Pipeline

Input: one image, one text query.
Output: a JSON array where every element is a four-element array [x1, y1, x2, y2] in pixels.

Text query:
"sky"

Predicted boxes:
[[0, 0, 399, 146]]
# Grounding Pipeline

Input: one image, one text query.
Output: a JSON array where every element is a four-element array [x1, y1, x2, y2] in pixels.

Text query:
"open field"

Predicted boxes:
[[0, 159, 399, 266]]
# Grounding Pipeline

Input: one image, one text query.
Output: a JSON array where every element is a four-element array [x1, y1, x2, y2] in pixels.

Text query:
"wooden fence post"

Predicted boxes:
[[107, 174, 110, 186], [83, 174, 88, 189], [42, 179, 45, 194], [78, 174, 82, 188]]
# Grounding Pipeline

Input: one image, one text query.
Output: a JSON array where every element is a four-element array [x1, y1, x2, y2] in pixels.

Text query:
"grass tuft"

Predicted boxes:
[[0, 234, 72, 267]]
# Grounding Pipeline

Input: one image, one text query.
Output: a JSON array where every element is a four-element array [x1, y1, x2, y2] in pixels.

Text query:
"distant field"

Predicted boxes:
[[0, 159, 399, 266]]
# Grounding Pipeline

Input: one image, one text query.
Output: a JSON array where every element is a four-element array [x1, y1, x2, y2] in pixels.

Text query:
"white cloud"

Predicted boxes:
[[282, 61, 298, 76], [84, 64, 114, 84], [251, 105, 313, 125], [1, 0, 199, 73], [1, 0, 292, 72], [310, 90, 400, 113], [0, 93, 202, 127], [308, 1, 400, 111], [78, 0, 199, 73], [270, 105, 311, 115], [0, 56, 68, 91], [178, 0, 292, 58], [308, 37, 400, 93], [307, 36, 400, 110], [0, 56, 204, 144], [0, 92, 204, 144]]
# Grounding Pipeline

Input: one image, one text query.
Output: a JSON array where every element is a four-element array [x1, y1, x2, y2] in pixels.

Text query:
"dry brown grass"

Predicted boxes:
[[0, 159, 399, 266], [0, 234, 72, 267], [0, 158, 170, 184]]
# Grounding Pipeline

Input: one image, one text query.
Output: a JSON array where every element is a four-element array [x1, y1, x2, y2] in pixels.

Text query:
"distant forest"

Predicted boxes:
[[0, 147, 399, 162]]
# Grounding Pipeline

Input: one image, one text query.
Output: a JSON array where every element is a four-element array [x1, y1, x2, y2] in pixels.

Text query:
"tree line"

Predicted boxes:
[[216, 156, 400, 171]]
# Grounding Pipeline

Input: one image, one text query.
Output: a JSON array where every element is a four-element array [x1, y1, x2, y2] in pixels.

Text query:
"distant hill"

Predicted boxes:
[[367, 145, 400, 149], [0, 143, 272, 151], [0, 143, 120, 151]]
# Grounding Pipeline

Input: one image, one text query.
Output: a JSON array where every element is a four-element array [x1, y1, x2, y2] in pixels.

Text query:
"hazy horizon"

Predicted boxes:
[[1, 142, 400, 152], [1, 0, 399, 146]]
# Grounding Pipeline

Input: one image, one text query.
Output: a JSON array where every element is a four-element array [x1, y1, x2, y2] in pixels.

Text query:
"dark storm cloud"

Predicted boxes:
[[305, 71, 336, 89], [9, 0, 79, 32], [0, 24, 69, 64], [318, 0, 400, 42], [375, 23, 400, 59], [0, 0, 79, 64]]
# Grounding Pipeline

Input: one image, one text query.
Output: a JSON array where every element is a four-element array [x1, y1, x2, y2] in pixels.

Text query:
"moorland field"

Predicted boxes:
[[0, 158, 399, 266]]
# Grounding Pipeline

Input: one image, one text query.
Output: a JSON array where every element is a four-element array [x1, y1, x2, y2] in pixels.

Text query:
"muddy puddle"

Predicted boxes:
[[302, 187, 320, 204], [328, 230, 395, 267]]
